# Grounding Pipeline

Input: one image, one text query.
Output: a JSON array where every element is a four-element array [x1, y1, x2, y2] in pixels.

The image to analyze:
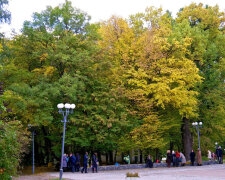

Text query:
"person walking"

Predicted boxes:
[[81, 152, 88, 173], [218, 146, 223, 164], [208, 150, 212, 161], [75, 153, 81, 172], [92, 152, 98, 173], [190, 150, 195, 166], [216, 147, 220, 163], [70, 153, 76, 173], [180, 152, 186, 166], [197, 149, 202, 166], [166, 150, 172, 168]]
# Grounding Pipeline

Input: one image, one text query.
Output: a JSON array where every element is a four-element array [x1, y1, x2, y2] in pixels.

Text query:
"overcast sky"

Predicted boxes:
[[1, 0, 225, 37]]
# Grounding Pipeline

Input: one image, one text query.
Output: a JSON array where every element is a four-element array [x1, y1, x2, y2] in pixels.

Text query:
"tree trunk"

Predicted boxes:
[[182, 117, 192, 161], [109, 151, 113, 164], [114, 150, 117, 163], [155, 148, 159, 162], [106, 153, 109, 165], [42, 126, 51, 165], [97, 152, 102, 166], [122, 153, 124, 164], [170, 141, 174, 153], [140, 150, 143, 163]]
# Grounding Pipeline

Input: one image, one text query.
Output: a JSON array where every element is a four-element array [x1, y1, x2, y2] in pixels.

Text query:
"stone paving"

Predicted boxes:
[[14, 164, 225, 180]]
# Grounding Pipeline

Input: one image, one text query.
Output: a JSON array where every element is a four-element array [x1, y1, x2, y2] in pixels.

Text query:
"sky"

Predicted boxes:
[[1, 0, 225, 37]]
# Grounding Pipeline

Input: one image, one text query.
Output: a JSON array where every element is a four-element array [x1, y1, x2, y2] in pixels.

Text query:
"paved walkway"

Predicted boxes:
[[14, 164, 225, 180]]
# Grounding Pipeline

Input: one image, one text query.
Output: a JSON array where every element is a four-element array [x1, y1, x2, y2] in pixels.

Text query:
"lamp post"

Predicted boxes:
[[192, 122, 202, 150], [57, 103, 75, 180], [28, 124, 36, 174], [215, 142, 218, 149]]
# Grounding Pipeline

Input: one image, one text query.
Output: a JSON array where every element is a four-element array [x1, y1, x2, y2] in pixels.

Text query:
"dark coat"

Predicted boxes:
[[92, 154, 98, 166], [70, 155, 76, 165], [76, 154, 80, 165], [218, 149, 223, 157], [190, 152, 195, 162], [172, 153, 176, 162], [83, 154, 88, 164], [146, 157, 153, 168], [216, 149, 219, 157], [166, 153, 172, 163]]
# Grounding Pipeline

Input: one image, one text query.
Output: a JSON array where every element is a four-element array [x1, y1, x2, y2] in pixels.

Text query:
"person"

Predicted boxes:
[[66, 154, 70, 171], [180, 152, 186, 166], [81, 152, 88, 173], [197, 149, 202, 166], [190, 150, 195, 166], [92, 152, 98, 173], [62, 153, 67, 172], [75, 153, 80, 172], [212, 152, 216, 161], [124, 154, 130, 164], [70, 153, 76, 172], [216, 147, 220, 163], [175, 151, 180, 167], [218, 146, 223, 164], [166, 150, 172, 168], [146, 155, 153, 168], [172, 151, 176, 167], [208, 150, 212, 161]]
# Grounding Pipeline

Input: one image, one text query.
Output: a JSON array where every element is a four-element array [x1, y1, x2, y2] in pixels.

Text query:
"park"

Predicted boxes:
[[14, 163, 225, 180], [0, 0, 225, 180]]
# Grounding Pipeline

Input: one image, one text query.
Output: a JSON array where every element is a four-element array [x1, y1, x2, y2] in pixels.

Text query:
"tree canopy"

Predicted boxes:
[[0, 1, 224, 177]]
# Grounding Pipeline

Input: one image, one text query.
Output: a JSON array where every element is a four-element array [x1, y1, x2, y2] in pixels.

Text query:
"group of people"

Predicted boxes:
[[61, 147, 223, 172], [208, 146, 223, 164], [166, 149, 203, 167], [62, 152, 98, 173], [166, 147, 223, 167], [189, 149, 202, 166], [166, 150, 187, 167]]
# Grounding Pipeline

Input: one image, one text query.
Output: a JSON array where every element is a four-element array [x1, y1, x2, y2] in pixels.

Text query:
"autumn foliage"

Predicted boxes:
[[0, 1, 225, 177]]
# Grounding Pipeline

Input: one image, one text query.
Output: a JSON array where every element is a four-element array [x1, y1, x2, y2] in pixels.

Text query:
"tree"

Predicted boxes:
[[176, 3, 225, 154], [0, 0, 10, 24], [126, 8, 202, 158], [0, 1, 133, 166]]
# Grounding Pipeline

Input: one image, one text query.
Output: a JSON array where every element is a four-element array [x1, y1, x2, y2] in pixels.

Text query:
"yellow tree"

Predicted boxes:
[[127, 7, 202, 158], [176, 3, 225, 153]]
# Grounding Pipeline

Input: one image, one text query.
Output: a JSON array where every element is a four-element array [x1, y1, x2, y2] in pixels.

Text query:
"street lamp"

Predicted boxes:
[[192, 122, 203, 150], [215, 142, 218, 149], [57, 103, 75, 180], [28, 124, 36, 174]]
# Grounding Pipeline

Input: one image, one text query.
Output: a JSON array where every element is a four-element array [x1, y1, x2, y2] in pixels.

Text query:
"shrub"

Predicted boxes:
[[126, 172, 139, 177], [0, 120, 30, 179]]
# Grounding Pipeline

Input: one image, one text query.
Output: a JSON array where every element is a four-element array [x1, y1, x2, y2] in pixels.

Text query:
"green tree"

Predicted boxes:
[[176, 3, 225, 154], [0, 0, 10, 24], [0, 1, 133, 166]]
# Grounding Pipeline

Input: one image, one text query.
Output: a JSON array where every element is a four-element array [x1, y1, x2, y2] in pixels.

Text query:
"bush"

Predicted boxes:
[[126, 172, 139, 177], [0, 120, 30, 179]]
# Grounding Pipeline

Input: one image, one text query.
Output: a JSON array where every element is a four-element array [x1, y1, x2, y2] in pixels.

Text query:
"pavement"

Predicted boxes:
[[14, 164, 225, 180]]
